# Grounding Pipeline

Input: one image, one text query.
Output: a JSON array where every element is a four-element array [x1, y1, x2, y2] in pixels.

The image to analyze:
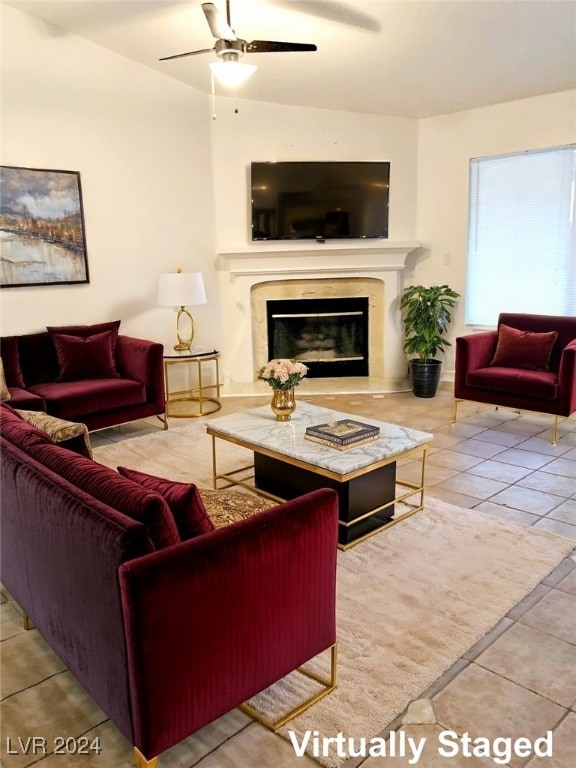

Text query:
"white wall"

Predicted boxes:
[[1, 6, 219, 350], [210, 97, 418, 247], [416, 89, 576, 371], [208, 97, 418, 382]]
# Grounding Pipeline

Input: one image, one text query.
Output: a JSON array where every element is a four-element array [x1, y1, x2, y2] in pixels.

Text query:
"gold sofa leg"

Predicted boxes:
[[23, 612, 32, 631], [552, 416, 559, 446], [240, 643, 338, 731], [453, 399, 562, 445], [452, 399, 461, 424], [134, 747, 158, 768]]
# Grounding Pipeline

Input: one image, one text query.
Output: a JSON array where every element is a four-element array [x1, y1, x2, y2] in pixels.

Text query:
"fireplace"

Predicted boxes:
[[217, 241, 421, 388], [267, 297, 369, 377]]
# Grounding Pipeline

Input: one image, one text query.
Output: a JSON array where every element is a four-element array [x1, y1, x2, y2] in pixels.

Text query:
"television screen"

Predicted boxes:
[[251, 161, 390, 241]]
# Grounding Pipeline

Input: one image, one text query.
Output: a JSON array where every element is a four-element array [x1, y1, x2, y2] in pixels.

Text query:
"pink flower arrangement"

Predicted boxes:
[[258, 358, 308, 391]]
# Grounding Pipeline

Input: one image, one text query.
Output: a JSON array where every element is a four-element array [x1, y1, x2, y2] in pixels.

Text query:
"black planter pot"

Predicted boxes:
[[409, 359, 443, 398]]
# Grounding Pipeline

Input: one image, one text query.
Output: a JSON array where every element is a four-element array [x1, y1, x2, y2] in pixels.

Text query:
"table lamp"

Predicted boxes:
[[158, 269, 207, 351]]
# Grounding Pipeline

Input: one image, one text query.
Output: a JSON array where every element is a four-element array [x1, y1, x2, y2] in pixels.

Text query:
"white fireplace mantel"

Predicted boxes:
[[217, 241, 421, 277], [215, 241, 421, 387]]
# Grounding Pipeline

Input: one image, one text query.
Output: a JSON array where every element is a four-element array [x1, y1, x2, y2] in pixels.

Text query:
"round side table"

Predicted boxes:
[[163, 349, 222, 419]]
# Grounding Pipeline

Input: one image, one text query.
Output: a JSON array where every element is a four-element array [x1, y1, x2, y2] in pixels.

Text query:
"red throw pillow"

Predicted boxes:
[[47, 320, 121, 352], [118, 466, 215, 540], [490, 324, 558, 371], [52, 330, 120, 381]]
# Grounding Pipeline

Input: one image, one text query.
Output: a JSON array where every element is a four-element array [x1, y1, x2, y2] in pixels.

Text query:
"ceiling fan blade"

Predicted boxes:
[[202, 2, 237, 41], [247, 40, 317, 53], [159, 47, 214, 61]]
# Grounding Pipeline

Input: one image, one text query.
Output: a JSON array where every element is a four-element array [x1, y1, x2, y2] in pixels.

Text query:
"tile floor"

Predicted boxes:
[[89, 388, 576, 767]]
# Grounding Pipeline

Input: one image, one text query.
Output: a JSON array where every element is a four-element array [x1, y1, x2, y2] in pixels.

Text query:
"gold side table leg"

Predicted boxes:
[[211, 435, 217, 489], [162, 352, 221, 418]]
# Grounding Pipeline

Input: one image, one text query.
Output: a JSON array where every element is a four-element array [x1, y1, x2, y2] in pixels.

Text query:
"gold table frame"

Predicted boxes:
[[163, 351, 222, 422], [207, 426, 430, 550]]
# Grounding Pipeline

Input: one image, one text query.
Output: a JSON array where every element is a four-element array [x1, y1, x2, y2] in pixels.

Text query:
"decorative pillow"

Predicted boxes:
[[47, 320, 121, 352], [52, 330, 120, 381], [29, 443, 180, 550], [199, 489, 275, 529], [0, 404, 55, 451], [118, 467, 215, 540], [15, 409, 92, 457], [490, 324, 558, 371], [0, 358, 11, 401]]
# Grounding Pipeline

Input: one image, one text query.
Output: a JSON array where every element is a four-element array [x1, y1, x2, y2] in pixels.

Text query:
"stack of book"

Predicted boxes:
[[305, 419, 380, 451]]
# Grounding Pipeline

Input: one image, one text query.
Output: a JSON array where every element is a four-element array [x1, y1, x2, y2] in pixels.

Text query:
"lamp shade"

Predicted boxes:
[[158, 271, 207, 307]]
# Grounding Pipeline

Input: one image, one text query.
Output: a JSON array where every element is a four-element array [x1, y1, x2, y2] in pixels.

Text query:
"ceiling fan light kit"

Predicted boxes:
[[160, 0, 316, 87], [210, 58, 257, 88]]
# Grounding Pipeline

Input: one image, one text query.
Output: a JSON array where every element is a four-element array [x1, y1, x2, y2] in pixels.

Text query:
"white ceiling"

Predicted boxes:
[[5, 0, 576, 118]]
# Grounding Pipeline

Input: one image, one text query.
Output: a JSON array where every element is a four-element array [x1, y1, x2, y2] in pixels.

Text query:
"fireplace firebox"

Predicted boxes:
[[267, 297, 369, 378]]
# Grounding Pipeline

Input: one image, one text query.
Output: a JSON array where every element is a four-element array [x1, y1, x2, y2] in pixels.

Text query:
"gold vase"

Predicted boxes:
[[270, 388, 296, 421]]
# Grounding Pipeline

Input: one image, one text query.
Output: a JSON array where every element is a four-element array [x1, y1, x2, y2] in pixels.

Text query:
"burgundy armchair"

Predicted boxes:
[[453, 313, 576, 444]]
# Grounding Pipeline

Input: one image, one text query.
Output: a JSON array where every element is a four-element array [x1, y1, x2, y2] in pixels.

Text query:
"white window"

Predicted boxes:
[[466, 145, 576, 327]]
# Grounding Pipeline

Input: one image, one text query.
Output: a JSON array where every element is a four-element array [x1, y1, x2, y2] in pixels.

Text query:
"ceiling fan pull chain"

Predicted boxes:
[[211, 70, 217, 119]]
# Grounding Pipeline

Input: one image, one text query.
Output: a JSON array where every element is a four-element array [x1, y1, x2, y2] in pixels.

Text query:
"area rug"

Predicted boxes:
[[91, 424, 575, 767], [94, 421, 257, 489]]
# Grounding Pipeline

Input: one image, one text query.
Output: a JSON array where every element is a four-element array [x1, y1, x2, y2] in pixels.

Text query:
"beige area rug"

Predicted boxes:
[[90, 424, 575, 767]]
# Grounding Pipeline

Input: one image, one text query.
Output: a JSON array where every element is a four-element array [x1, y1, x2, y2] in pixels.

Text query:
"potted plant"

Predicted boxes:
[[400, 284, 460, 398]]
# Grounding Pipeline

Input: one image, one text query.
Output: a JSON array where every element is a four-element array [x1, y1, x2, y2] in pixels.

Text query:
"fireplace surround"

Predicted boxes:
[[254, 277, 383, 380], [217, 242, 420, 388]]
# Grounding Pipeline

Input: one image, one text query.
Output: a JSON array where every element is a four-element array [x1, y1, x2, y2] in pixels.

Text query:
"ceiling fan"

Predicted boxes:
[[159, 0, 317, 73]]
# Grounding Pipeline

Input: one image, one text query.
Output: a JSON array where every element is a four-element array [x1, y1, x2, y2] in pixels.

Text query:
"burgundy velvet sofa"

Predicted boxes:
[[453, 312, 576, 444], [0, 321, 166, 431], [0, 404, 339, 767]]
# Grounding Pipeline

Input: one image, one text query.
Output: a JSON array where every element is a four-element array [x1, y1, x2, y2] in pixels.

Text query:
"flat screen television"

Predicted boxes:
[[251, 161, 390, 241]]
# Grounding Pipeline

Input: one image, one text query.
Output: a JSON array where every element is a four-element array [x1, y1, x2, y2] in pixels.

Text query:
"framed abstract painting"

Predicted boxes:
[[0, 165, 90, 288]]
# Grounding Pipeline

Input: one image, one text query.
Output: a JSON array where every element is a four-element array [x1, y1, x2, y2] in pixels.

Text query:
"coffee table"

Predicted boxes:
[[206, 402, 433, 549]]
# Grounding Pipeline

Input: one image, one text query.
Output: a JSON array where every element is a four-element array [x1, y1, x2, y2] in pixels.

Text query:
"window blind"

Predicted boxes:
[[466, 145, 576, 327]]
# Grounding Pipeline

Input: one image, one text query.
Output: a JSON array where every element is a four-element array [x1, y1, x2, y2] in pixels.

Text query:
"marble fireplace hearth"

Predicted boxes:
[[216, 241, 420, 394]]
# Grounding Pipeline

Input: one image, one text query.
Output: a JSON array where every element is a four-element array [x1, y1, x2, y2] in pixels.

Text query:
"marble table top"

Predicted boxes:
[[206, 401, 433, 477]]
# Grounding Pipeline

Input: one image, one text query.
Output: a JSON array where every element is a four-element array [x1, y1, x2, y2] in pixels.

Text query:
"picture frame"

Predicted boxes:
[[0, 165, 90, 288]]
